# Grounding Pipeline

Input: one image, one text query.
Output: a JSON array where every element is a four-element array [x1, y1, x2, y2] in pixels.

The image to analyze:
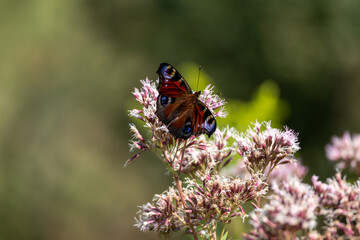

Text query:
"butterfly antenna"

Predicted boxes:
[[196, 65, 202, 91]]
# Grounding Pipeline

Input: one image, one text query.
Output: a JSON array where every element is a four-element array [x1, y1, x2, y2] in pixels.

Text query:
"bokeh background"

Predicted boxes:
[[1, 0, 360, 239]]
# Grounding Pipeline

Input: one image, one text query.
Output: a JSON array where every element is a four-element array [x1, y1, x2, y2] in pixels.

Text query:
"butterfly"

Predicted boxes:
[[155, 63, 216, 139]]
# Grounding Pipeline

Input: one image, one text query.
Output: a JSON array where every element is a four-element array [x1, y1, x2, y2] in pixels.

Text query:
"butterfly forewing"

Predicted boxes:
[[157, 63, 191, 96]]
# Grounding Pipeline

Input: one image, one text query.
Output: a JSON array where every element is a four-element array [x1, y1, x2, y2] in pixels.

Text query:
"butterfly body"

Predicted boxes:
[[155, 63, 216, 139]]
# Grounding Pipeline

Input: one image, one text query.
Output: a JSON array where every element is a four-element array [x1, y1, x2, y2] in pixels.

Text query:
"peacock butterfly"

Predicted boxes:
[[155, 63, 216, 139]]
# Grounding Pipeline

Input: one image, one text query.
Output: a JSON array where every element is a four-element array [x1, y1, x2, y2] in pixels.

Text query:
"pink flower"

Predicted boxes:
[[135, 187, 184, 232], [245, 177, 319, 240], [135, 174, 268, 234], [236, 121, 300, 176], [199, 85, 227, 118], [325, 132, 360, 175], [312, 172, 360, 238], [185, 174, 268, 222], [180, 127, 237, 176]]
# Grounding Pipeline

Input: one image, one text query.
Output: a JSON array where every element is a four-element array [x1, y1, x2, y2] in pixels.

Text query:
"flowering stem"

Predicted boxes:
[[178, 139, 187, 173], [173, 174, 198, 240], [256, 196, 261, 210], [219, 223, 226, 239], [155, 142, 177, 175], [172, 139, 199, 239]]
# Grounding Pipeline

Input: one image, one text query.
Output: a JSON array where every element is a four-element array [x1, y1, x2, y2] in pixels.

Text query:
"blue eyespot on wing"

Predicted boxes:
[[160, 96, 168, 105], [204, 113, 216, 134], [182, 120, 192, 135]]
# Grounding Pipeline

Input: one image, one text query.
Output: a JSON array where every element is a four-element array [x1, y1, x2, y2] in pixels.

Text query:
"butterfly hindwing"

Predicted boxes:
[[192, 101, 217, 137], [166, 105, 194, 139]]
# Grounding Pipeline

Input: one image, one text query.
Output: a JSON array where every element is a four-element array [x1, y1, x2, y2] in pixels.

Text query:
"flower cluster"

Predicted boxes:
[[198, 85, 227, 118], [235, 121, 300, 176], [245, 172, 360, 240], [126, 78, 171, 166], [325, 131, 360, 175], [128, 77, 254, 239], [135, 187, 184, 232], [312, 172, 360, 238], [245, 177, 319, 240], [136, 174, 268, 236], [128, 73, 360, 240], [128, 77, 305, 239], [180, 127, 237, 177], [186, 174, 268, 222]]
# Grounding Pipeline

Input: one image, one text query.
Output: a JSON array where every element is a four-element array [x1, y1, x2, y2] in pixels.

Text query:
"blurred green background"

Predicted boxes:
[[1, 0, 360, 239]]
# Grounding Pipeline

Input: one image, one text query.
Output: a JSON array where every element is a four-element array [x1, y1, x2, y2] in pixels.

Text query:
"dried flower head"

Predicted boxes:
[[245, 177, 319, 240], [325, 131, 360, 175], [236, 121, 300, 176], [312, 172, 360, 238]]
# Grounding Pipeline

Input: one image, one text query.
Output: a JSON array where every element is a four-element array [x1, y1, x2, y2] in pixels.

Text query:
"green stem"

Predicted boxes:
[[219, 223, 226, 239], [154, 143, 177, 175]]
